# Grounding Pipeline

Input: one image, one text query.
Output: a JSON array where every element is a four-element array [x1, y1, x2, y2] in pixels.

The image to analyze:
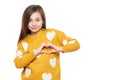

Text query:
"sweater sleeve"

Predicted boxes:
[[58, 30, 80, 53], [14, 42, 36, 68]]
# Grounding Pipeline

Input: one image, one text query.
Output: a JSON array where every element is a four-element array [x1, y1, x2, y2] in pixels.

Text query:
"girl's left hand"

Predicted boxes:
[[47, 43, 63, 54]]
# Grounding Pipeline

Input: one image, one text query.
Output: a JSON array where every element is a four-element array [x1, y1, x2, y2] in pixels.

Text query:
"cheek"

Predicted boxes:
[[38, 22, 43, 26], [28, 24, 31, 29], [28, 22, 31, 26]]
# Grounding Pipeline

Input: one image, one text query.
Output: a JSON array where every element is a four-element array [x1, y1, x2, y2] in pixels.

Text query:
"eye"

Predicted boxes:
[[36, 19, 40, 21], [36, 17, 42, 22]]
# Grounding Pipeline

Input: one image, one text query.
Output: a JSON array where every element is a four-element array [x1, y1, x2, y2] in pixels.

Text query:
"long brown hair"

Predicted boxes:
[[18, 5, 46, 43]]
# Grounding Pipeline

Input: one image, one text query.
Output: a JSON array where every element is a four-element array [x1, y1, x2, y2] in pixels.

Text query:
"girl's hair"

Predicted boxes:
[[18, 5, 46, 43]]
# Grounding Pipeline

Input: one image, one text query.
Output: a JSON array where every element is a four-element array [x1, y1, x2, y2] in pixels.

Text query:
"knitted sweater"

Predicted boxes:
[[14, 28, 80, 80]]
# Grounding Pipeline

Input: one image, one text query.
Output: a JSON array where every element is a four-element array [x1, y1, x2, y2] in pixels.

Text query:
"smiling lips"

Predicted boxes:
[[31, 27, 37, 30]]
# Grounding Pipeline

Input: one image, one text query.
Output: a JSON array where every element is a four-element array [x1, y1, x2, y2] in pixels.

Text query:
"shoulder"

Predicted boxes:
[[46, 28, 64, 34], [18, 37, 28, 46]]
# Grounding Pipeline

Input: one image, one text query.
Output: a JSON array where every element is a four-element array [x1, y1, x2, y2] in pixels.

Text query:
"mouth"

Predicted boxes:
[[31, 27, 37, 30]]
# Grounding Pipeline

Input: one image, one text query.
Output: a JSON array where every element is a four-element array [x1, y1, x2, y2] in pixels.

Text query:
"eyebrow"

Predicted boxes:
[[30, 17, 41, 19]]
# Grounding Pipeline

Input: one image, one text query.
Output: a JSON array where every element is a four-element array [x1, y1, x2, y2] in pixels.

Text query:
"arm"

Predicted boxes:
[[14, 42, 36, 68], [59, 31, 80, 53], [14, 42, 48, 68], [46, 29, 80, 53]]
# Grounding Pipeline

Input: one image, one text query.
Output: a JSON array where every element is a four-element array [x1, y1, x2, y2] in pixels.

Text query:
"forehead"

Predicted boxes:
[[30, 11, 42, 19]]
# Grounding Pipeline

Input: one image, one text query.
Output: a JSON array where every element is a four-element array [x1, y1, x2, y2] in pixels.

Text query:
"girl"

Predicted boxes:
[[14, 4, 80, 80]]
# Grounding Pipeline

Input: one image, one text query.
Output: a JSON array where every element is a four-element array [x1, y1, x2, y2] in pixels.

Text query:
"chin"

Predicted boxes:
[[31, 30, 39, 33]]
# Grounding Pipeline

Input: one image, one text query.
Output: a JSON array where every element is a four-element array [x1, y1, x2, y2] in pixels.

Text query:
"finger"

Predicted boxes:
[[40, 50, 46, 54], [48, 49, 56, 54]]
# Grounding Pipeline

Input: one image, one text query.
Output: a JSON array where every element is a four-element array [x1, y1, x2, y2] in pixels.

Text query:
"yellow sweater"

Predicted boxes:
[[14, 29, 80, 80]]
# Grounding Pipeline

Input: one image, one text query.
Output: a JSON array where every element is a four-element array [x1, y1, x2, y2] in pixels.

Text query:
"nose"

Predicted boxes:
[[32, 21, 36, 26]]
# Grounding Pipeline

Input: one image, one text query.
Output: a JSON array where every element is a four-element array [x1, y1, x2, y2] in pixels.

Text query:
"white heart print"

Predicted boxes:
[[46, 31, 55, 41], [50, 57, 56, 68], [25, 68, 31, 77], [62, 40, 68, 45], [62, 40, 75, 45], [68, 40, 75, 44], [22, 42, 28, 52], [16, 50, 22, 57], [42, 73, 52, 80]]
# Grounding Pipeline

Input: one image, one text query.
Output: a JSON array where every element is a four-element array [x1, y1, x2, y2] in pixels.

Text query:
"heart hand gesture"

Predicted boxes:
[[34, 42, 63, 56]]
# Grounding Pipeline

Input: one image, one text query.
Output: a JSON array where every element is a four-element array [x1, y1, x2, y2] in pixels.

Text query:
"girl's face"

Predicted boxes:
[[28, 11, 43, 35]]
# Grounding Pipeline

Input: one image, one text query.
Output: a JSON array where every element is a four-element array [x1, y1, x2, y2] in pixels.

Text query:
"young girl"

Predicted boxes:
[[14, 4, 80, 80]]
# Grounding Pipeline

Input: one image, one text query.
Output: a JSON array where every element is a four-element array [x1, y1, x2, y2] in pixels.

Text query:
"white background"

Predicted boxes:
[[0, 0, 120, 80]]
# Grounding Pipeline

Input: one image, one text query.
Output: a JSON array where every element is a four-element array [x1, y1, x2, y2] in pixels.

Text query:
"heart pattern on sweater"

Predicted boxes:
[[68, 40, 75, 44], [16, 50, 23, 58], [62, 40, 75, 45], [50, 57, 56, 68], [22, 42, 28, 52], [42, 73, 52, 80], [25, 68, 31, 77], [16, 50, 22, 56], [62, 40, 68, 45], [46, 31, 55, 41]]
